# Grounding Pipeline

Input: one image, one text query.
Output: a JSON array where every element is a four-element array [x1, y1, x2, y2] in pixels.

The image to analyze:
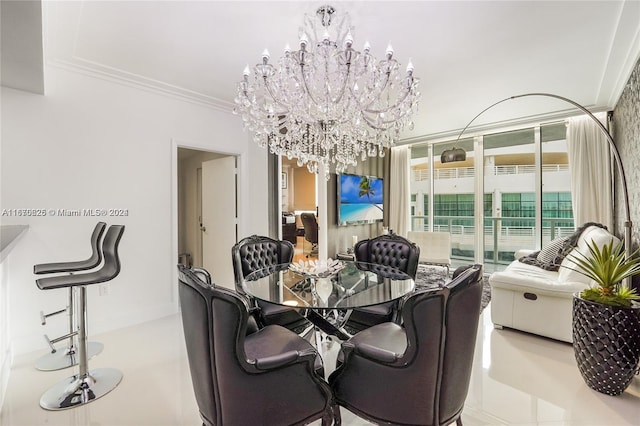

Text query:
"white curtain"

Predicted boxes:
[[389, 146, 410, 237], [566, 114, 613, 230]]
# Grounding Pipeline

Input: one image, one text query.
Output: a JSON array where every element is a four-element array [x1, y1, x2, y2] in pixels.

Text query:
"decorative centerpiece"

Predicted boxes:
[[567, 239, 640, 396], [289, 258, 346, 278]]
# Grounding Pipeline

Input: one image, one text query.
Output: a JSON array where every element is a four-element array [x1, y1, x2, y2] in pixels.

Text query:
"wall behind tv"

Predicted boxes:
[[613, 56, 640, 250], [326, 154, 388, 256]]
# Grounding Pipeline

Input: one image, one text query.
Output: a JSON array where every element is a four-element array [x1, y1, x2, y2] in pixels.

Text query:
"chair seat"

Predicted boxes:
[[245, 324, 324, 376], [36, 225, 124, 290], [344, 301, 398, 335], [353, 303, 395, 316], [348, 322, 407, 362], [257, 300, 310, 334], [34, 222, 106, 275]]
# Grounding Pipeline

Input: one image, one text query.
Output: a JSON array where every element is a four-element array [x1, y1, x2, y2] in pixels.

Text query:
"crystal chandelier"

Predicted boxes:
[[233, 5, 420, 177]]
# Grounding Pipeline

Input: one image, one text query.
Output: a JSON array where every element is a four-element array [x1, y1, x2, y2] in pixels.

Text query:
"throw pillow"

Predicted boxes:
[[518, 236, 570, 271], [518, 222, 608, 271], [536, 236, 569, 265]]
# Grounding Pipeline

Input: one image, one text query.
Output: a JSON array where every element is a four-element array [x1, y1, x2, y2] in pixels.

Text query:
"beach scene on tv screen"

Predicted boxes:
[[340, 174, 383, 223]]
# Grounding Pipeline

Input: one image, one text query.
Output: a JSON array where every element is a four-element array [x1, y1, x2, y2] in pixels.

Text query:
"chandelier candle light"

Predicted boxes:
[[234, 5, 421, 177]]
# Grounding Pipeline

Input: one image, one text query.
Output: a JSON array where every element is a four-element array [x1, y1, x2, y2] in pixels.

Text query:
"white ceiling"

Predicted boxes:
[[32, 1, 640, 140]]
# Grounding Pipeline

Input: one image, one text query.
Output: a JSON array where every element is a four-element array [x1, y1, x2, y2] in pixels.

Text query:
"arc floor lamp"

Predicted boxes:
[[444, 92, 632, 262]]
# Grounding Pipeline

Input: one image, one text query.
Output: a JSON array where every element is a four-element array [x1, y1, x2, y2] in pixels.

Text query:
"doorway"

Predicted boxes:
[[281, 157, 318, 261], [177, 148, 237, 289]]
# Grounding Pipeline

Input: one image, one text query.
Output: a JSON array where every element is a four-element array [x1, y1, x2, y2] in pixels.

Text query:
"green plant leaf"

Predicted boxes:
[[564, 238, 640, 306]]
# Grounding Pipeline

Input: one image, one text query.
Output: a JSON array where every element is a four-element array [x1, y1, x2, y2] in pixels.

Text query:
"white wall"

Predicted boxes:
[[0, 65, 269, 355], [0, 259, 9, 408]]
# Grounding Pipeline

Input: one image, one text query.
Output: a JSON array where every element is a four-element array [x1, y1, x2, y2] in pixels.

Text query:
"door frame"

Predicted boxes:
[[171, 138, 242, 307]]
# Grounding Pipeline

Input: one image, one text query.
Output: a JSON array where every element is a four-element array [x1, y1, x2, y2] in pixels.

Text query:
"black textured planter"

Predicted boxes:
[[572, 294, 640, 396]]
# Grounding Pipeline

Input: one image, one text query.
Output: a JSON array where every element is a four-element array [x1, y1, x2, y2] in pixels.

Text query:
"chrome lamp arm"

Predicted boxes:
[[454, 93, 632, 265]]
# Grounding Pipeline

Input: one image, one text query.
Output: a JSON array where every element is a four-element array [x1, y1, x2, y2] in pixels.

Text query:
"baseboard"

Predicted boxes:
[[0, 344, 13, 414]]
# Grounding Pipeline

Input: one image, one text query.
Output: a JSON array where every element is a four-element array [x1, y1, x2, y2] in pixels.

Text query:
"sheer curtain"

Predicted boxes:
[[389, 146, 410, 237], [566, 113, 613, 230]]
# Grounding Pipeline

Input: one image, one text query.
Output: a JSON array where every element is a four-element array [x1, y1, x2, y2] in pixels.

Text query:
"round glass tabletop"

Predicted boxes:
[[242, 261, 415, 310]]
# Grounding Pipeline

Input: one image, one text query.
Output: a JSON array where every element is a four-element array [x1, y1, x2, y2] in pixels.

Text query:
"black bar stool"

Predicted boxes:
[[36, 225, 125, 410], [33, 222, 106, 371]]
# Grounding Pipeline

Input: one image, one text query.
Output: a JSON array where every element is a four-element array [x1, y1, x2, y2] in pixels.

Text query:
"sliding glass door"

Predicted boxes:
[[541, 123, 574, 243], [483, 128, 536, 267], [409, 121, 573, 273], [433, 140, 476, 264], [410, 139, 476, 265]]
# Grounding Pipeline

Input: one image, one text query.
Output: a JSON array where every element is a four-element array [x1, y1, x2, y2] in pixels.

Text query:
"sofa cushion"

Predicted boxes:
[[518, 222, 609, 272], [558, 225, 620, 283], [490, 261, 587, 298]]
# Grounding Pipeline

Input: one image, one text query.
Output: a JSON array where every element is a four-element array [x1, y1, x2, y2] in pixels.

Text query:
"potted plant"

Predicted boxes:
[[568, 239, 640, 396]]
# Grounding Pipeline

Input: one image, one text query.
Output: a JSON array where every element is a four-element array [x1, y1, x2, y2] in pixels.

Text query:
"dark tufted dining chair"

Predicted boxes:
[[344, 233, 420, 334], [178, 265, 333, 426], [329, 264, 484, 426], [232, 235, 310, 334]]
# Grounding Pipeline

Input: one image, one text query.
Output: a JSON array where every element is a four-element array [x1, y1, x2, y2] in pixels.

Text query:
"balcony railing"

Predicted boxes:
[[410, 215, 575, 269], [412, 164, 569, 181]]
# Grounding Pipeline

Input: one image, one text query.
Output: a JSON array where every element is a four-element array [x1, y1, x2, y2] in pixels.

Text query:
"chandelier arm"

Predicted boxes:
[[359, 113, 399, 131], [330, 63, 351, 105], [299, 64, 325, 109], [261, 76, 292, 115], [363, 82, 416, 115], [360, 71, 392, 111]]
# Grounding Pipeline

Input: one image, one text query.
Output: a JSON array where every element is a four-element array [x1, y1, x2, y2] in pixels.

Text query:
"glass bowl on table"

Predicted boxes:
[[287, 258, 346, 279]]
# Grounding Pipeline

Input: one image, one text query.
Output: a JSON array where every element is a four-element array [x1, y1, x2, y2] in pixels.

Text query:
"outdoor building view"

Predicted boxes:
[[410, 122, 574, 272]]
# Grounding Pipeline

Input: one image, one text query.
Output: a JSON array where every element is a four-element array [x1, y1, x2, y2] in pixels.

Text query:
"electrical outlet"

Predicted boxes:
[[99, 283, 111, 296]]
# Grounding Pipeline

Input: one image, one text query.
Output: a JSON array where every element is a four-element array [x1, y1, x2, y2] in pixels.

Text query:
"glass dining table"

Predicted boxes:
[[242, 261, 415, 340]]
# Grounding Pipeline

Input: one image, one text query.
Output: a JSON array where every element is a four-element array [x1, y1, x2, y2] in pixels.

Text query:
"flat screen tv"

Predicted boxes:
[[337, 173, 384, 226]]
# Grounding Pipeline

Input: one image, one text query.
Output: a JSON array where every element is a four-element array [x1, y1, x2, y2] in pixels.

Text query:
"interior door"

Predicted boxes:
[[202, 156, 237, 289]]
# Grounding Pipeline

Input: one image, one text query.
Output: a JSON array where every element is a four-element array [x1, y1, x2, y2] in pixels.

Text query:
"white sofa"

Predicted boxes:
[[489, 225, 619, 343]]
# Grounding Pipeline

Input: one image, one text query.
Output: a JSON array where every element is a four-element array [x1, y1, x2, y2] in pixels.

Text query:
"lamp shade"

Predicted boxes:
[[441, 147, 466, 163]]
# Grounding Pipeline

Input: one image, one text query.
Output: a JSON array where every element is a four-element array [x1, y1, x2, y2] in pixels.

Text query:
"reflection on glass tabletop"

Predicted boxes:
[[243, 261, 415, 310]]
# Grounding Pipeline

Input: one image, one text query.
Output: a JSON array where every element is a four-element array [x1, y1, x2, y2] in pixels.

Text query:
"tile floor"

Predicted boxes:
[[2, 302, 640, 425]]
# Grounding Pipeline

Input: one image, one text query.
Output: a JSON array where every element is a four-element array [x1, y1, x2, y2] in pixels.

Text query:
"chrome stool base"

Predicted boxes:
[[35, 342, 103, 371], [39, 367, 123, 410]]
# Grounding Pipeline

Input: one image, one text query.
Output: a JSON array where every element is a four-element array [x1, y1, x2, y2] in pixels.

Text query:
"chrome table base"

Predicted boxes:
[[35, 342, 103, 371], [39, 368, 122, 410]]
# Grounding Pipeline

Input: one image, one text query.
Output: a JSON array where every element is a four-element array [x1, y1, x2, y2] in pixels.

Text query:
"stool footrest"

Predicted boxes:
[[44, 331, 77, 353], [35, 341, 103, 371], [40, 308, 67, 325]]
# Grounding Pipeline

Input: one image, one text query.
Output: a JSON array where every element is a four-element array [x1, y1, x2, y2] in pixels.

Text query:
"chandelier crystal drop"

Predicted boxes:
[[233, 5, 421, 177]]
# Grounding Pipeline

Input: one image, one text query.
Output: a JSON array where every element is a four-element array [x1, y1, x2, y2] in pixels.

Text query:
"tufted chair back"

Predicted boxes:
[[343, 234, 420, 334], [354, 234, 420, 279], [231, 235, 294, 294]]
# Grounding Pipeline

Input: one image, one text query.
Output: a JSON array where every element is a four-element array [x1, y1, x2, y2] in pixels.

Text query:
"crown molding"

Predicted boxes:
[[46, 57, 235, 113], [398, 104, 610, 146], [598, 0, 640, 108]]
